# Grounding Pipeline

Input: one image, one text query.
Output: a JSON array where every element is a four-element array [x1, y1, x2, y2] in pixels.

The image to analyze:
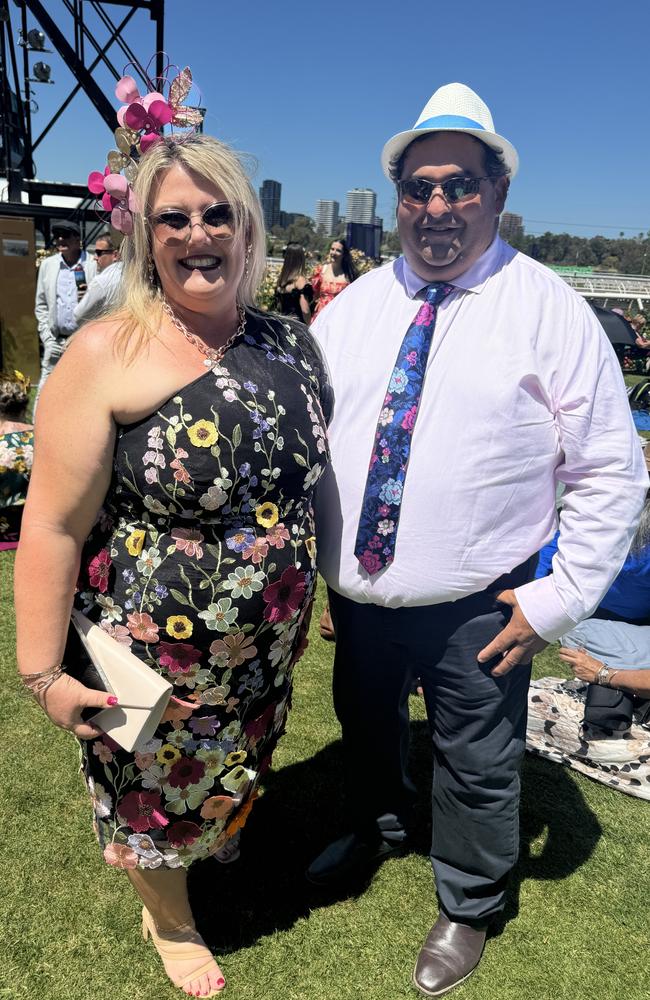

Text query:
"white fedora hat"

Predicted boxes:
[[381, 82, 518, 180]]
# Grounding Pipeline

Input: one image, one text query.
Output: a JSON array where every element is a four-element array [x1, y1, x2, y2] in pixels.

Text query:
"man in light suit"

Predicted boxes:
[[34, 220, 96, 408]]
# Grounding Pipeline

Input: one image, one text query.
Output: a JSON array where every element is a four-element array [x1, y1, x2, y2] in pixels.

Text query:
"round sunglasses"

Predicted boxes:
[[148, 202, 236, 246]]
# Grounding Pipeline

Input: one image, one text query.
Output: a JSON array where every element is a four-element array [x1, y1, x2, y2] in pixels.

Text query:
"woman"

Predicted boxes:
[[15, 133, 330, 997], [311, 239, 358, 319], [0, 369, 33, 550], [527, 633, 650, 800], [273, 242, 313, 323]]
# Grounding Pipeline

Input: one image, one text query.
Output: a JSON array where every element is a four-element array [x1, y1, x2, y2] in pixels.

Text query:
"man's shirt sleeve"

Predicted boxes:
[[515, 297, 647, 641]]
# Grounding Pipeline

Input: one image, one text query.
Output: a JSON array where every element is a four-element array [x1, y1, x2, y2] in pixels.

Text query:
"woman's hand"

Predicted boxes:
[[558, 646, 603, 683], [32, 672, 118, 740]]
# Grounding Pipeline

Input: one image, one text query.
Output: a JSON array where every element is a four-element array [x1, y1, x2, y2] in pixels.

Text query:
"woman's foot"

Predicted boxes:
[[142, 907, 225, 997]]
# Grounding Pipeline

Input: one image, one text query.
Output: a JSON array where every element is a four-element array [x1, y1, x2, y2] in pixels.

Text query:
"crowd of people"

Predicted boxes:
[[7, 75, 650, 1000]]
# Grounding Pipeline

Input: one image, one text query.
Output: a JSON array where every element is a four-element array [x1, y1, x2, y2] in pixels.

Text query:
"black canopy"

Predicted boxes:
[[589, 304, 637, 345]]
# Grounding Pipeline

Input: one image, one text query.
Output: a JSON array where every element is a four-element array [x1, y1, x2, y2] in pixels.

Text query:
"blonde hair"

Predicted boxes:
[[110, 134, 266, 359]]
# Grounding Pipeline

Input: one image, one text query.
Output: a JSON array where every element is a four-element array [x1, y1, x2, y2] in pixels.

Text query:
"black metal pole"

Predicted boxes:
[[20, 1, 34, 180]]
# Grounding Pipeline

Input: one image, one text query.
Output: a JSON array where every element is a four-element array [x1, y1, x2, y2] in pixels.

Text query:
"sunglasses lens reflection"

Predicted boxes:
[[400, 177, 481, 205], [151, 203, 236, 245]]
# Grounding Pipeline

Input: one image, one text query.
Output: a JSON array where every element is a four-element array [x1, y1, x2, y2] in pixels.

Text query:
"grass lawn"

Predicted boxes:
[[2, 551, 649, 1000]]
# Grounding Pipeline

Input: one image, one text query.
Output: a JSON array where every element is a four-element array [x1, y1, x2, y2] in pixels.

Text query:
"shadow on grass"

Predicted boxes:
[[190, 718, 601, 952]]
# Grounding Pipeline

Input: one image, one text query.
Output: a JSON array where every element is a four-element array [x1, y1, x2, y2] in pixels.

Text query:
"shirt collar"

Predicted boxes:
[[400, 235, 505, 299], [58, 249, 86, 270]]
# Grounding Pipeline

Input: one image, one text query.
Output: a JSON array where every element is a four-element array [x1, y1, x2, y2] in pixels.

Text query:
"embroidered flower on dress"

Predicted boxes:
[[209, 632, 258, 668], [187, 419, 218, 447], [165, 615, 193, 639], [88, 548, 111, 592], [117, 790, 169, 833], [125, 529, 146, 556], [255, 501, 279, 528], [262, 566, 306, 624], [158, 642, 202, 675], [127, 611, 160, 643], [171, 528, 204, 559], [167, 820, 202, 848], [197, 598, 238, 632]]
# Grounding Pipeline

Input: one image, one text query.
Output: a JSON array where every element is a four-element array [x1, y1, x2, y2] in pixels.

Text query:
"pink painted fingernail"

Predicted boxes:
[[107, 695, 119, 706]]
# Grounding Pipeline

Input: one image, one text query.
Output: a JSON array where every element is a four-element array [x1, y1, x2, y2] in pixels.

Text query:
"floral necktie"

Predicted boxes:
[[354, 282, 454, 575]]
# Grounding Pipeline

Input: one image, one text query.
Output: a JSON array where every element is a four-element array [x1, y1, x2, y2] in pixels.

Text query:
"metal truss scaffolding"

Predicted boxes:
[[0, 0, 164, 236]]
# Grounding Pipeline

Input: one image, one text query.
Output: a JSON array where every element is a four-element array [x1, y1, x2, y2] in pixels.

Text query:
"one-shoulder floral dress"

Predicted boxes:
[[72, 312, 330, 870]]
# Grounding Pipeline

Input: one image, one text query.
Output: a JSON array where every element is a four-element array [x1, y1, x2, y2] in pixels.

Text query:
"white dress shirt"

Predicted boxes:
[[74, 261, 123, 324], [56, 252, 89, 334], [312, 237, 647, 642]]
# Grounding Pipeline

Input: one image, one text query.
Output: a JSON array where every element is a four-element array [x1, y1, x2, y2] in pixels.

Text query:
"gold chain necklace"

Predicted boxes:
[[162, 300, 247, 365]]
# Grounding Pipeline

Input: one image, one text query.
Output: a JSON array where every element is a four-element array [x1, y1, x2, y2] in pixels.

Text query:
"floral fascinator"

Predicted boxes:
[[88, 58, 203, 234]]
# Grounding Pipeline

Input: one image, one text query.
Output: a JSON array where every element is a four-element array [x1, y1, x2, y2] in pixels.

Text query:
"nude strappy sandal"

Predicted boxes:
[[141, 906, 225, 996]]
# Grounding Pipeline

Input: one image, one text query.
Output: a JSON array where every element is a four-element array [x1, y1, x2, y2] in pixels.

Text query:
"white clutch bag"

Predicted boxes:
[[70, 609, 172, 753]]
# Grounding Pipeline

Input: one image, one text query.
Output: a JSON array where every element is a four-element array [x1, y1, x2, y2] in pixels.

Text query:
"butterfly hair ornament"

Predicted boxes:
[[88, 57, 203, 234]]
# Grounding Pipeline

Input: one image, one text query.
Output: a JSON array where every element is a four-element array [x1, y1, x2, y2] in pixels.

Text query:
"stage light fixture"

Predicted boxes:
[[32, 62, 52, 83], [27, 28, 45, 49]]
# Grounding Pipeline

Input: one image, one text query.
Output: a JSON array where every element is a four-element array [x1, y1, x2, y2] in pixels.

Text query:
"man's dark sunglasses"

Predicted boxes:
[[94, 249, 114, 256], [398, 175, 489, 205]]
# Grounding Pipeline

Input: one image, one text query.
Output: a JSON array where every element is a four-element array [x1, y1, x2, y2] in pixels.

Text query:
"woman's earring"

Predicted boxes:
[[243, 243, 252, 277], [147, 254, 156, 285]]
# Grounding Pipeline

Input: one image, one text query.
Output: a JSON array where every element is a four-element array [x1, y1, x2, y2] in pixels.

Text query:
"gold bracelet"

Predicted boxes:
[[20, 662, 64, 682], [20, 663, 66, 696]]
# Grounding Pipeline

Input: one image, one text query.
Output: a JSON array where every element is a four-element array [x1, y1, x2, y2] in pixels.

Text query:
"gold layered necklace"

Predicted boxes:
[[162, 300, 247, 365]]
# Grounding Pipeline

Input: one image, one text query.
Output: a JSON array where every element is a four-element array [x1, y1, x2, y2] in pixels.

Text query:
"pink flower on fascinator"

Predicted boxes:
[[115, 74, 140, 106], [123, 99, 173, 146], [88, 169, 138, 234], [115, 74, 172, 147], [104, 174, 139, 234], [88, 165, 111, 197]]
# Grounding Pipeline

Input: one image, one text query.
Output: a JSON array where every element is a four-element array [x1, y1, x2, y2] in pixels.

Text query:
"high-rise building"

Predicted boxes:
[[499, 211, 524, 242], [347, 221, 382, 261], [259, 179, 281, 230], [315, 199, 339, 234], [346, 188, 376, 225], [279, 211, 303, 228]]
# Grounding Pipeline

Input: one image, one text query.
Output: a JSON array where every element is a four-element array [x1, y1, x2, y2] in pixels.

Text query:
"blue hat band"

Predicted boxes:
[[414, 114, 486, 132]]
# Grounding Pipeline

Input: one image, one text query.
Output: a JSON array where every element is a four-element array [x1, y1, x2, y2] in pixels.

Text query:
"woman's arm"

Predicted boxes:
[[296, 277, 313, 325], [14, 324, 122, 737], [558, 646, 650, 697]]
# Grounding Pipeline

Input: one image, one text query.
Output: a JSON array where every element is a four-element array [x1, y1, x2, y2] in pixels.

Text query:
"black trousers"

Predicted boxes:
[[328, 560, 535, 925]]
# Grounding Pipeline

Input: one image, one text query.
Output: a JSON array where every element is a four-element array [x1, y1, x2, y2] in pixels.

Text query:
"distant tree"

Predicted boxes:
[[382, 229, 402, 254], [518, 232, 648, 274]]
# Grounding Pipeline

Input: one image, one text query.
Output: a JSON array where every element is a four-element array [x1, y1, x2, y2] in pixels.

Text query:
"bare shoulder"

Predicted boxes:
[[295, 276, 308, 289], [65, 318, 125, 369]]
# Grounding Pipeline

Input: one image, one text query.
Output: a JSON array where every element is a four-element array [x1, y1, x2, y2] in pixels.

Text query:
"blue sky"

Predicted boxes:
[[20, 0, 650, 238]]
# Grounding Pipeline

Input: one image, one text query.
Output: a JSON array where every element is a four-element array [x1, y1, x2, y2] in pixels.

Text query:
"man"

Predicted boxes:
[[74, 232, 123, 325], [34, 220, 96, 406], [308, 83, 647, 996]]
